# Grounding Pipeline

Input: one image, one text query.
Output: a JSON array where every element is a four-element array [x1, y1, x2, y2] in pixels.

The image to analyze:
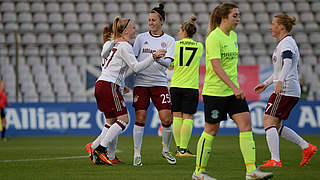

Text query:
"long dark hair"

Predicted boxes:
[[208, 3, 238, 35]]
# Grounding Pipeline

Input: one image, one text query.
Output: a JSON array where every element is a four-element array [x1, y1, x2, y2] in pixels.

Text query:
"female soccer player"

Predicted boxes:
[[132, 3, 176, 166], [85, 24, 127, 165], [192, 3, 273, 180], [254, 13, 317, 168], [170, 16, 203, 157], [92, 16, 166, 166]]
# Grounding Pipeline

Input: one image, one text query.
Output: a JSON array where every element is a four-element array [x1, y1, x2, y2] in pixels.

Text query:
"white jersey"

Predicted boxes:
[[272, 36, 301, 97], [97, 41, 154, 87], [133, 31, 175, 87]]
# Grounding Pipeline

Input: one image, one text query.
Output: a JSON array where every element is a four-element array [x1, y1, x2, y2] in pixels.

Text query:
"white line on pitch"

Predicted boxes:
[[0, 156, 88, 163]]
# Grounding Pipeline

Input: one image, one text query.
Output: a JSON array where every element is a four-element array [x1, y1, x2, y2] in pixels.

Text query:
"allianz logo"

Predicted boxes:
[[5, 108, 91, 130]]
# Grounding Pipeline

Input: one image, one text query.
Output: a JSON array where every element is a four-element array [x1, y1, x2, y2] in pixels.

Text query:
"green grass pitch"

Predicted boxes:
[[0, 135, 319, 180]]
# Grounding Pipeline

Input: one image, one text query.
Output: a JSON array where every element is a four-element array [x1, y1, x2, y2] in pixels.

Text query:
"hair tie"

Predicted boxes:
[[152, 10, 164, 21]]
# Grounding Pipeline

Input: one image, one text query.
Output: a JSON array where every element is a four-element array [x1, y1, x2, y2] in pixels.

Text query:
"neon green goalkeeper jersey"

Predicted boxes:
[[203, 27, 239, 96], [170, 38, 203, 89]]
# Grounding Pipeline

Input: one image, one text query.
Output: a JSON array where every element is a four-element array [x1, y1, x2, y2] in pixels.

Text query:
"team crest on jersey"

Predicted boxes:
[[133, 95, 139, 103], [161, 42, 167, 48], [144, 41, 148, 45]]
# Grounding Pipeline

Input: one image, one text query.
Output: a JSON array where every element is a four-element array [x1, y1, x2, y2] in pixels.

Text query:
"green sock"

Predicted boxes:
[[180, 119, 193, 149], [195, 131, 214, 175], [172, 117, 183, 148], [239, 131, 257, 173]]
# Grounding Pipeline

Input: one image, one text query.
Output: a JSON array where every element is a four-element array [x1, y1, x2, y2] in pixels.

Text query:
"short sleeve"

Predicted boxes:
[[206, 33, 221, 60]]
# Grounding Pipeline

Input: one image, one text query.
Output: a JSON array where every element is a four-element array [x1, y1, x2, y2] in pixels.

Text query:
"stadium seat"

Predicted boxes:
[[93, 13, 107, 23], [16, 2, 30, 12], [3, 12, 17, 23], [178, 3, 192, 13], [68, 33, 82, 44], [120, 2, 134, 13], [309, 32, 320, 44], [24, 46, 39, 56], [70, 46, 85, 56], [63, 13, 77, 23], [238, 2, 250, 12], [294, 32, 309, 43], [31, 2, 45, 12], [48, 13, 62, 23], [18, 12, 32, 23], [167, 13, 181, 24], [33, 13, 47, 23], [296, 2, 311, 12], [65, 23, 80, 31], [22, 33, 36, 44], [57, 55, 72, 66], [106, 2, 119, 13], [76, 2, 89, 12], [20, 23, 34, 31], [61, 2, 75, 13], [281, 2, 295, 12], [53, 33, 67, 44], [251, 2, 266, 13], [300, 12, 314, 23], [91, 2, 104, 12], [46, 2, 60, 13], [1, 2, 15, 12], [266, 2, 280, 13]]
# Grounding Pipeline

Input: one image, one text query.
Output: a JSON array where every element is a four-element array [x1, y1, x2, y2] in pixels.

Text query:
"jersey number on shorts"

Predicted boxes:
[[102, 48, 117, 68], [160, 94, 171, 104], [179, 47, 198, 66]]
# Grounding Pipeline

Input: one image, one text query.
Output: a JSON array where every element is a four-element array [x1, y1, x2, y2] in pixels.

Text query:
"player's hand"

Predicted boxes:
[[254, 83, 267, 94], [275, 81, 283, 94], [153, 49, 167, 59], [123, 86, 130, 94], [233, 87, 246, 100]]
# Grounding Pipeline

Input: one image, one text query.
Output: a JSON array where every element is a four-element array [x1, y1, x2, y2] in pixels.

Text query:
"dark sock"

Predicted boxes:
[[96, 145, 106, 153], [1, 127, 5, 138]]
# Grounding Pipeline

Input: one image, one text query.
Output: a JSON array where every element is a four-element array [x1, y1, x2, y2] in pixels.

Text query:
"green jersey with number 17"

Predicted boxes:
[[170, 38, 203, 89], [203, 27, 239, 96]]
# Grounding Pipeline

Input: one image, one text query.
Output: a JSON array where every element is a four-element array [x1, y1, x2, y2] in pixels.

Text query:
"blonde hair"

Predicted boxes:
[[208, 3, 238, 35], [274, 13, 296, 33], [182, 16, 197, 38], [112, 16, 130, 40]]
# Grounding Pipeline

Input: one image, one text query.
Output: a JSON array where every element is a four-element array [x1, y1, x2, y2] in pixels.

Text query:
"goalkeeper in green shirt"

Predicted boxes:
[[170, 16, 203, 157]]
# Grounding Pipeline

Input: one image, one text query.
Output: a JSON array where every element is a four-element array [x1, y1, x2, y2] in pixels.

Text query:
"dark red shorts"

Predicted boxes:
[[133, 86, 171, 111], [265, 93, 299, 120], [94, 80, 127, 119]]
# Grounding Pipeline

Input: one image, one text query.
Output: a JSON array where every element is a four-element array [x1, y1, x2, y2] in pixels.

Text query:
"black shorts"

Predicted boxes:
[[203, 95, 249, 124], [1, 108, 5, 118], [170, 87, 199, 114]]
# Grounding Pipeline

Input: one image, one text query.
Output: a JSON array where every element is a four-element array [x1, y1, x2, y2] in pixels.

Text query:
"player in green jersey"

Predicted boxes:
[[170, 16, 203, 158], [192, 3, 273, 180]]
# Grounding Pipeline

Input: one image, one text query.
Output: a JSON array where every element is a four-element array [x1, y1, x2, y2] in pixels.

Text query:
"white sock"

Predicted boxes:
[[279, 126, 309, 149], [92, 126, 108, 149], [162, 125, 172, 152], [107, 135, 118, 160], [100, 120, 126, 148], [266, 127, 280, 162], [133, 124, 144, 157]]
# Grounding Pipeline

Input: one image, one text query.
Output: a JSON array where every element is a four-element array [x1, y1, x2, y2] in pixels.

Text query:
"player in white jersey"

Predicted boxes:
[[132, 3, 176, 166], [254, 13, 317, 168], [90, 16, 166, 166]]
